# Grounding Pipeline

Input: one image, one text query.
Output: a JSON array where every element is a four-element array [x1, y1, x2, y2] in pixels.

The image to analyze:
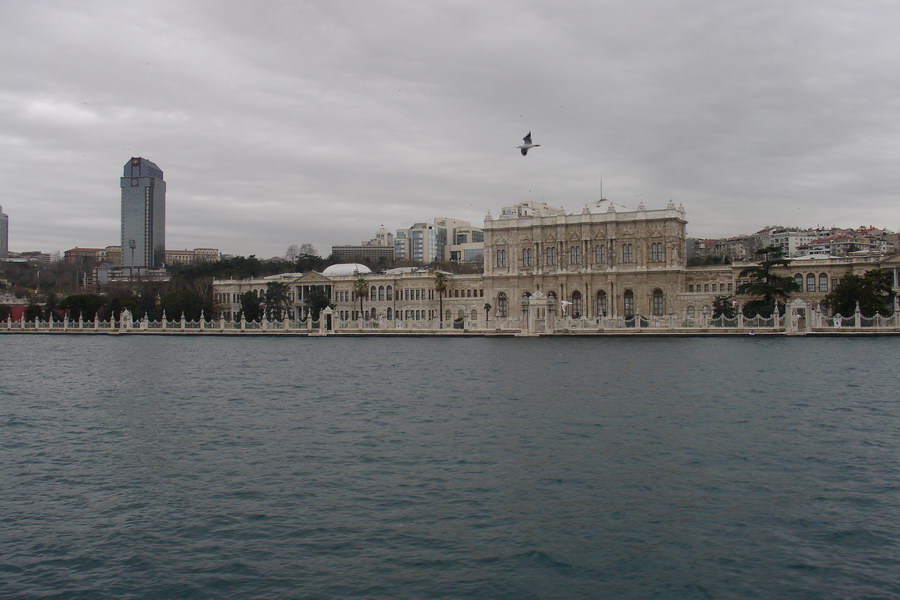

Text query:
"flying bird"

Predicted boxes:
[[517, 132, 540, 156]]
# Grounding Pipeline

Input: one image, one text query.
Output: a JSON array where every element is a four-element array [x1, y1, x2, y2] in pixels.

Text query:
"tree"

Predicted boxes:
[[285, 244, 301, 262], [711, 295, 736, 319], [264, 281, 291, 320], [59, 294, 106, 320], [24, 304, 43, 321], [0, 305, 11, 322], [825, 269, 895, 317], [736, 246, 800, 317], [484, 302, 492, 324], [353, 277, 369, 320], [238, 291, 263, 322], [305, 285, 333, 321], [434, 271, 448, 328]]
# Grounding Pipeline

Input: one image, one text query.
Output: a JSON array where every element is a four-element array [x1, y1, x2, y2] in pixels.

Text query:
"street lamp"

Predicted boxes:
[[128, 239, 136, 280]]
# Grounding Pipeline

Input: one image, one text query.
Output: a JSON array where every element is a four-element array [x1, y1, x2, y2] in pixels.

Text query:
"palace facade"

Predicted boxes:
[[212, 201, 900, 327]]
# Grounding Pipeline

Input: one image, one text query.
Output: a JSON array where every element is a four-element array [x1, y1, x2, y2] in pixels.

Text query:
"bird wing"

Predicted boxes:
[[523, 132, 532, 144]]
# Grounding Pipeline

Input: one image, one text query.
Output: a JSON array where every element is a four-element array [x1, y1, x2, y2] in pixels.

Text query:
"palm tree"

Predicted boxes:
[[434, 271, 448, 328], [484, 302, 492, 325], [736, 245, 800, 317], [353, 277, 369, 321]]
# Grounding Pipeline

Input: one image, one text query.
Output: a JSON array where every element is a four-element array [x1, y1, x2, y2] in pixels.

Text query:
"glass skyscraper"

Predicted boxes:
[[0, 204, 8, 259], [120, 157, 165, 269]]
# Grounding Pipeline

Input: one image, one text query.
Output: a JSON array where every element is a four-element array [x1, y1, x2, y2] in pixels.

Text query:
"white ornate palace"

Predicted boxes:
[[210, 200, 900, 332]]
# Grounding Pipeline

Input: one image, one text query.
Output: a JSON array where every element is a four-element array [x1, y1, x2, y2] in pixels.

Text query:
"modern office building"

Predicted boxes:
[[0, 204, 8, 259], [120, 157, 166, 269], [394, 218, 483, 264], [331, 227, 395, 263]]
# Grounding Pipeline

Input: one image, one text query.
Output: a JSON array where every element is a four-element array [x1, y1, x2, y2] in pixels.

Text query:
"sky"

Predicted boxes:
[[2, 0, 898, 258]]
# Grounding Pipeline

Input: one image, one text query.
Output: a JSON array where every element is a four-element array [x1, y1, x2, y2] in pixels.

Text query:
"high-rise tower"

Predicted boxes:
[[0, 204, 8, 259], [120, 157, 165, 269]]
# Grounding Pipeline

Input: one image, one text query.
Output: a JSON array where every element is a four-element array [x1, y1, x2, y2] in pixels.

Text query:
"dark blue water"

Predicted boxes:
[[1, 336, 898, 599]]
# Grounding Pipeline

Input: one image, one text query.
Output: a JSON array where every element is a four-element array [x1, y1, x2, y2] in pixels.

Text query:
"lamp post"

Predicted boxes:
[[128, 239, 136, 280]]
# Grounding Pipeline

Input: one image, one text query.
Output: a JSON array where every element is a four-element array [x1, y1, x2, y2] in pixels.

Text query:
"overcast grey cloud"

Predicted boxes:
[[2, 0, 898, 257]]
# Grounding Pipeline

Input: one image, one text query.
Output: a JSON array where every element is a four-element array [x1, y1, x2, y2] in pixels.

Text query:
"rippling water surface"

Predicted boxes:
[[1, 335, 898, 598]]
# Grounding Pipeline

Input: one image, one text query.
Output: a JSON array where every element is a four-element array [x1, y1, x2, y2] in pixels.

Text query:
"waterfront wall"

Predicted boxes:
[[2, 306, 898, 336]]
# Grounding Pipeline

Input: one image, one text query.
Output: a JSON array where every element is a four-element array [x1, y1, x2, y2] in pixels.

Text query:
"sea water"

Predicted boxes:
[[1, 335, 898, 598]]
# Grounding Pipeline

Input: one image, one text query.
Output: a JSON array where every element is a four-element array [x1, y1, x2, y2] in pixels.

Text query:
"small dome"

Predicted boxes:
[[322, 263, 372, 277]]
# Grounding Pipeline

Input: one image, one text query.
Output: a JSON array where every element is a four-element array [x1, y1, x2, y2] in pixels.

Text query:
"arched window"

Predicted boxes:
[[622, 244, 634, 263], [794, 273, 803, 289], [522, 248, 532, 267], [652, 289, 664, 316], [386, 286, 393, 300], [595, 290, 608, 316], [595, 245, 606, 263], [687, 305, 695, 318], [623, 290, 635, 317], [570, 246, 582, 265], [378, 286, 385, 301], [370, 307, 377, 320], [386, 307, 393, 320], [546, 247, 557, 266], [806, 273, 815, 292], [445, 309, 451, 321], [571, 291, 582, 317], [650, 242, 665, 262], [471, 309, 478, 321], [370, 286, 377, 299], [458, 310, 464, 319], [496, 249, 507, 268], [819, 273, 828, 292], [497, 292, 508, 318]]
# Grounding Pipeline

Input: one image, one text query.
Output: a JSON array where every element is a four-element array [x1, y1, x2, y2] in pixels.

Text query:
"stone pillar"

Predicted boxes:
[[854, 302, 861, 329], [200, 311, 206, 330]]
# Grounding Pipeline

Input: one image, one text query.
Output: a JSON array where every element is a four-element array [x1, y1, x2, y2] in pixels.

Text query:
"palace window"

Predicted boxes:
[[623, 290, 635, 317], [546, 247, 557, 266], [622, 244, 634, 263], [571, 291, 582, 317], [819, 273, 828, 292], [596, 290, 608, 317], [794, 273, 803, 289], [522, 248, 532, 267], [806, 273, 815, 292], [652, 289, 665, 316], [570, 246, 582, 265], [496, 249, 507, 268], [595, 245, 606, 263], [497, 292, 508, 318], [650, 242, 664, 262]]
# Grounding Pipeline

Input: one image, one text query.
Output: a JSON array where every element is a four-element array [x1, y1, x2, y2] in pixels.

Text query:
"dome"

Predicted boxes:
[[322, 263, 372, 277]]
